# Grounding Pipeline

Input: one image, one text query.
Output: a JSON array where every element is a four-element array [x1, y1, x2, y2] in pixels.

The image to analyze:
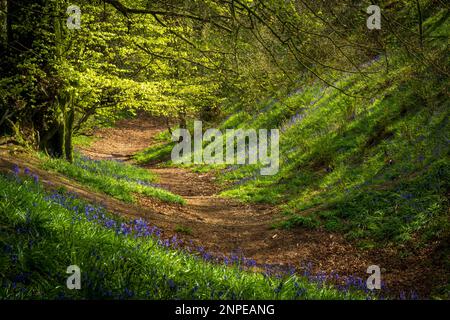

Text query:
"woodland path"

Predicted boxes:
[[1, 115, 445, 297], [76, 115, 444, 297]]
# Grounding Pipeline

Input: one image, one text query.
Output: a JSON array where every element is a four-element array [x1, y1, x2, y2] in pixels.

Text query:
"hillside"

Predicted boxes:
[[134, 9, 450, 297], [0, 0, 448, 303]]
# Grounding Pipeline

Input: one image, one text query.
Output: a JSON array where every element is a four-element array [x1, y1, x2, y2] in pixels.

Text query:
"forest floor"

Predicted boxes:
[[0, 115, 447, 298]]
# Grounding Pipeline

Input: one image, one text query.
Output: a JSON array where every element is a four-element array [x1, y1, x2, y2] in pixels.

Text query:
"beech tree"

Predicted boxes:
[[0, 0, 445, 161]]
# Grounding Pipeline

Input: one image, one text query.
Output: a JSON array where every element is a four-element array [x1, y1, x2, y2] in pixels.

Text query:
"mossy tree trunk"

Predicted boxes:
[[178, 109, 187, 143], [50, 0, 74, 163], [65, 101, 75, 163]]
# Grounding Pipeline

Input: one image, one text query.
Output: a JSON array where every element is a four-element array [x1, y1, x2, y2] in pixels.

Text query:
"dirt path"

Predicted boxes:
[[1, 115, 446, 297], [75, 115, 447, 297]]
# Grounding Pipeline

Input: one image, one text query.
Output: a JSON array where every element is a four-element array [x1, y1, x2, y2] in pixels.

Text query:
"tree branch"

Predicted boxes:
[[103, 0, 233, 32]]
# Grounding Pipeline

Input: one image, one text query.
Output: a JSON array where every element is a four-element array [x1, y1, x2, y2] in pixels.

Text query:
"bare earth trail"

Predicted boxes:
[[78, 117, 374, 272], [75, 116, 446, 297], [0, 116, 445, 297]]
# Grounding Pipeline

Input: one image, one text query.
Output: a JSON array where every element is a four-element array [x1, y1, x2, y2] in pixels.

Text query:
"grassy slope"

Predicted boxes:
[[220, 17, 449, 248], [222, 60, 449, 246], [40, 152, 185, 205], [0, 173, 368, 300], [136, 11, 449, 250]]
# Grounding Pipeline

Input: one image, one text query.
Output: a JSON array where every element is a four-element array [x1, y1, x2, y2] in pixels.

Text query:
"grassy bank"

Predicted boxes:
[[40, 152, 185, 205], [134, 11, 449, 250], [0, 171, 370, 300], [220, 59, 449, 248]]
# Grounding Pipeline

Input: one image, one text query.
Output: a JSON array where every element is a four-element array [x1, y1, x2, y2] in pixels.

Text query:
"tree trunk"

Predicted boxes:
[[0, 0, 7, 48], [65, 103, 75, 163], [415, 0, 423, 49], [178, 111, 187, 143], [165, 117, 173, 135], [44, 121, 65, 158]]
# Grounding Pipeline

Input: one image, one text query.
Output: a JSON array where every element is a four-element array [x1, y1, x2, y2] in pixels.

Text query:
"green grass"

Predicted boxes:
[[219, 11, 450, 247], [72, 135, 98, 148], [220, 60, 450, 245], [219, 59, 450, 246], [0, 173, 368, 300], [134, 142, 175, 165], [138, 12, 450, 248], [40, 152, 185, 205], [174, 225, 193, 236], [133, 129, 228, 176]]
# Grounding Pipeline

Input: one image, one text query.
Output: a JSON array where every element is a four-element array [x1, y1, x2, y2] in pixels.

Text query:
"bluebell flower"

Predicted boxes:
[[274, 282, 283, 294], [203, 252, 212, 261], [230, 254, 239, 264], [246, 259, 256, 267], [410, 291, 419, 300], [400, 193, 413, 200], [105, 219, 116, 229], [167, 279, 176, 291], [295, 287, 306, 298], [124, 288, 134, 298], [120, 223, 132, 235], [3, 244, 12, 253]]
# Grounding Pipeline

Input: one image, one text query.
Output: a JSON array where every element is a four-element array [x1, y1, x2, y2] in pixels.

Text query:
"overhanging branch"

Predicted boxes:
[[103, 0, 233, 32]]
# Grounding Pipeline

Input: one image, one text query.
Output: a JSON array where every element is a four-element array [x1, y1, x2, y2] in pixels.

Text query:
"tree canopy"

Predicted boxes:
[[0, 0, 446, 160]]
